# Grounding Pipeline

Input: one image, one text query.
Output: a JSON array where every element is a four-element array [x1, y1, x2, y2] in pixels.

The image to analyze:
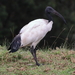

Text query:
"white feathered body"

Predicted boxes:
[[8, 6, 66, 66], [19, 19, 53, 48]]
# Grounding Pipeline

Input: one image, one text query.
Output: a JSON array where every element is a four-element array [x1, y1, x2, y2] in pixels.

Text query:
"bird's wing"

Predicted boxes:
[[19, 24, 28, 34], [19, 19, 48, 34], [20, 19, 50, 47]]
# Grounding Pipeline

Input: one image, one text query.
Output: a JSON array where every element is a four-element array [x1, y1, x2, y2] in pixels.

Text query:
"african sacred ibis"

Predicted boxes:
[[8, 6, 66, 66]]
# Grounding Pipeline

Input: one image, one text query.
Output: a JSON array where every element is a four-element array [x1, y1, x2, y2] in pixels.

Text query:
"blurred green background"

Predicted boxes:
[[0, 0, 75, 48]]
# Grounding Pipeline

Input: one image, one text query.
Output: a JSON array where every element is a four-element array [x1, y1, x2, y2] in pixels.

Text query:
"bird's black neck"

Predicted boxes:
[[45, 12, 53, 22]]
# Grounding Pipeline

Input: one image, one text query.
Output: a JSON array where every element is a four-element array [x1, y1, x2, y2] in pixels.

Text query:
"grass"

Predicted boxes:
[[0, 46, 75, 75]]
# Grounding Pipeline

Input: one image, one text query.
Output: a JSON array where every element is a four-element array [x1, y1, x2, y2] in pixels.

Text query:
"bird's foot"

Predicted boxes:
[[36, 63, 40, 66]]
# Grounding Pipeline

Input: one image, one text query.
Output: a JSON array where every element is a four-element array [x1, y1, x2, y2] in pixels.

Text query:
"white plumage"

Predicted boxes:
[[8, 6, 66, 66], [20, 19, 53, 48]]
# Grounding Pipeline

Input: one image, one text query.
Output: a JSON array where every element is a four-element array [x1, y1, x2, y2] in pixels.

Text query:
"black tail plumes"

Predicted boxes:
[[8, 34, 21, 53]]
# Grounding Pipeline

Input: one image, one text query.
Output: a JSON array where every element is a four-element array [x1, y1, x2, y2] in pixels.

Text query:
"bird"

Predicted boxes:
[[8, 6, 66, 66]]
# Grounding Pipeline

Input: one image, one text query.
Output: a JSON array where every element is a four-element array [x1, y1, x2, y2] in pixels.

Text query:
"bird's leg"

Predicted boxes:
[[34, 48, 40, 66], [30, 46, 40, 66]]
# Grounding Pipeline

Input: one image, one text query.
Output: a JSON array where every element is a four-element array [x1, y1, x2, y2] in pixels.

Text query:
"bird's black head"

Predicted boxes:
[[45, 6, 66, 24], [45, 6, 55, 14]]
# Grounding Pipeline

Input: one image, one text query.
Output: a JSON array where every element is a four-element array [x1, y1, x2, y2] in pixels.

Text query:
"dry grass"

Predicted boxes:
[[0, 46, 75, 75]]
